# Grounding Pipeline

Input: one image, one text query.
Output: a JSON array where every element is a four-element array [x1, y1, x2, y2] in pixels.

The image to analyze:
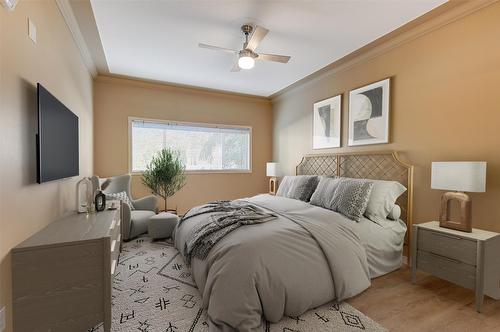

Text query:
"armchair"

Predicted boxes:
[[97, 174, 157, 241]]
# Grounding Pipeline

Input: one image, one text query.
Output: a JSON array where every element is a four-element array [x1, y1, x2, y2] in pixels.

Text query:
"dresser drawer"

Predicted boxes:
[[417, 250, 475, 290], [418, 228, 477, 265], [111, 234, 121, 263]]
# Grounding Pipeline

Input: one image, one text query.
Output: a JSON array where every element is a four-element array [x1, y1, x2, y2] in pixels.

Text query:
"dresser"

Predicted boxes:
[[411, 221, 500, 312], [11, 203, 122, 332]]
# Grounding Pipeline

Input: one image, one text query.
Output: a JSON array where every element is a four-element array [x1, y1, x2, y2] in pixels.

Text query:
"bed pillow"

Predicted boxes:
[[387, 205, 401, 220], [276, 176, 294, 197], [330, 178, 374, 222], [364, 180, 406, 224], [105, 191, 135, 210], [288, 175, 320, 202], [276, 175, 319, 201], [310, 177, 341, 210]]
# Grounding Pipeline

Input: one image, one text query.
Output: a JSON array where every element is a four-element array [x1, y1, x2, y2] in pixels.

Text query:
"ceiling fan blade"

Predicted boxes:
[[246, 25, 269, 51], [257, 53, 291, 63], [198, 43, 238, 54], [231, 61, 241, 72]]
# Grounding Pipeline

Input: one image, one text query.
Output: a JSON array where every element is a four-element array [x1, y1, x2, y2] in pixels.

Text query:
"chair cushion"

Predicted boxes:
[[129, 210, 156, 239], [105, 191, 135, 210]]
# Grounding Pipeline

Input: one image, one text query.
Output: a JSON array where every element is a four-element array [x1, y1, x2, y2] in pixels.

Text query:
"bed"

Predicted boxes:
[[174, 151, 414, 332]]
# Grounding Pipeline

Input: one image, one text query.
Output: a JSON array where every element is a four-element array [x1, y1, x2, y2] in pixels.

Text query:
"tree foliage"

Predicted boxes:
[[142, 148, 186, 211]]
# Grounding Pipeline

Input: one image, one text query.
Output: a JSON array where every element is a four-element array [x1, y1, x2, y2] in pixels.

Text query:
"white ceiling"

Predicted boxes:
[[90, 0, 447, 97]]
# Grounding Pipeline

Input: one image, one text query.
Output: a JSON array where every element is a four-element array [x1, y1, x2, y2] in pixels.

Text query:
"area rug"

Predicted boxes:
[[92, 237, 387, 332]]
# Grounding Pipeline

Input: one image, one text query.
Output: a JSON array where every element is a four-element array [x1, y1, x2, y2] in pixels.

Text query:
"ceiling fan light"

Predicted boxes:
[[238, 56, 255, 70]]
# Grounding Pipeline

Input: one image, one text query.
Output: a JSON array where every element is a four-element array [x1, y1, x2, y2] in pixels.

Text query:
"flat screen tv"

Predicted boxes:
[[37, 83, 79, 183]]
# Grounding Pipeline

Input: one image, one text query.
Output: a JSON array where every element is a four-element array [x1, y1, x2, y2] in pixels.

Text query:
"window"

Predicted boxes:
[[130, 118, 251, 173]]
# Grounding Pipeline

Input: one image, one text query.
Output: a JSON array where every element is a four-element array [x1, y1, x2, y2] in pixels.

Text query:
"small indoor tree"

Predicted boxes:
[[142, 148, 187, 212]]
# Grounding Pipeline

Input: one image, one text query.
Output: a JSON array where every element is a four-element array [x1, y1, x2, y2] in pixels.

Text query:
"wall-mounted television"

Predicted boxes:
[[36, 83, 79, 183]]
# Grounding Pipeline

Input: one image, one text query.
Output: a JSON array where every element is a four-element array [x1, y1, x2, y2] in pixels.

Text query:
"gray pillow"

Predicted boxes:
[[330, 178, 374, 222], [310, 177, 341, 210], [276, 175, 319, 201], [288, 175, 319, 202]]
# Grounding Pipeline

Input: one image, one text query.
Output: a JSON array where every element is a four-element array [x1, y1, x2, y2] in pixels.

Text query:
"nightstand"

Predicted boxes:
[[411, 221, 500, 312]]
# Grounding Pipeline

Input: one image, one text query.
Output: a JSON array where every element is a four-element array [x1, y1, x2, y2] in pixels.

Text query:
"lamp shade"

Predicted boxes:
[[431, 161, 486, 192], [266, 162, 279, 177]]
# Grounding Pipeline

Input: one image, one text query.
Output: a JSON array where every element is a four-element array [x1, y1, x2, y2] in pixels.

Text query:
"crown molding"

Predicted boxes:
[[271, 0, 499, 100], [95, 74, 272, 103], [55, 0, 98, 77]]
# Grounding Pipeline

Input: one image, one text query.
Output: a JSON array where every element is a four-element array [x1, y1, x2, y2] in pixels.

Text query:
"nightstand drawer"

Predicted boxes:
[[418, 229, 477, 265], [417, 250, 475, 290]]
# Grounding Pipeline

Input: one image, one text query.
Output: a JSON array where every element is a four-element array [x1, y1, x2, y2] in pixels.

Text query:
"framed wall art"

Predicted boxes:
[[313, 94, 342, 149], [348, 78, 390, 146]]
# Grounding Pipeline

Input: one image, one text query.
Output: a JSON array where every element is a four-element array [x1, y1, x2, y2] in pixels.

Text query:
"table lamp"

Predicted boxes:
[[431, 161, 486, 232], [266, 162, 279, 195]]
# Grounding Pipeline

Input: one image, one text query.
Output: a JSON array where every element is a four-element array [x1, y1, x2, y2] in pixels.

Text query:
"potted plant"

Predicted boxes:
[[142, 148, 187, 213]]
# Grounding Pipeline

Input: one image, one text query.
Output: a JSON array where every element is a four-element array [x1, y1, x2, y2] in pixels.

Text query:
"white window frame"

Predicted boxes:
[[128, 117, 252, 174]]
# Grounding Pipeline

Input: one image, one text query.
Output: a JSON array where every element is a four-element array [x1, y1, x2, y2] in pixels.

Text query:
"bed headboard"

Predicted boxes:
[[296, 151, 414, 252]]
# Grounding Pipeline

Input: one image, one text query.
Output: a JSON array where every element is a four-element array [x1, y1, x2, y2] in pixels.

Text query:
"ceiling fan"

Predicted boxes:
[[199, 24, 291, 71]]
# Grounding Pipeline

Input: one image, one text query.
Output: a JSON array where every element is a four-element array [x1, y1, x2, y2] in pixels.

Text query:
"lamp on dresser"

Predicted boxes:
[[266, 162, 280, 195], [431, 161, 487, 232]]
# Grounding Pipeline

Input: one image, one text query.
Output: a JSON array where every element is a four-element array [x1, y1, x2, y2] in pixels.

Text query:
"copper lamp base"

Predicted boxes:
[[439, 191, 472, 232]]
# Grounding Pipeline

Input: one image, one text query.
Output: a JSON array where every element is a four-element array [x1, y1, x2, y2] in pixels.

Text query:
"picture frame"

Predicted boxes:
[[348, 78, 390, 146], [313, 94, 342, 149]]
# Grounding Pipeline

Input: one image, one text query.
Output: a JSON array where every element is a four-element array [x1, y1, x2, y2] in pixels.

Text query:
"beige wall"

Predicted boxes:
[[272, 2, 500, 232], [0, 1, 93, 331], [93, 76, 272, 214]]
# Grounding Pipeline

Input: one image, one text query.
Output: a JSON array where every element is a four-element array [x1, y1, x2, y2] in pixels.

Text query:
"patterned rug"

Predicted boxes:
[[92, 237, 387, 332]]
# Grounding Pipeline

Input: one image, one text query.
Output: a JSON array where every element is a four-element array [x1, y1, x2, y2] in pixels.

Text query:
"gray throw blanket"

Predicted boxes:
[[181, 200, 277, 264]]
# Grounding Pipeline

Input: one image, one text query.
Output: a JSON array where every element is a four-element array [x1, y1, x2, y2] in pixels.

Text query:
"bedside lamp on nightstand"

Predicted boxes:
[[431, 161, 487, 232], [266, 162, 280, 195]]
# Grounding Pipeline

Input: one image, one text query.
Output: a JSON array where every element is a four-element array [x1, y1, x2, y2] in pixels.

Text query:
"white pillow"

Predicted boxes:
[[276, 176, 294, 197], [105, 191, 135, 210], [364, 180, 406, 224], [387, 205, 401, 220]]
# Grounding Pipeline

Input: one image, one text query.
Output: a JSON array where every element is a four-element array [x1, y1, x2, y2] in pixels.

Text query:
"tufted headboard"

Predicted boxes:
[[296, 151, 414, 255]]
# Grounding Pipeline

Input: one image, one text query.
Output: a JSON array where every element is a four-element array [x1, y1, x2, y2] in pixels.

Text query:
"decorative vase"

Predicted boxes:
[[76, 177, 93, 213]]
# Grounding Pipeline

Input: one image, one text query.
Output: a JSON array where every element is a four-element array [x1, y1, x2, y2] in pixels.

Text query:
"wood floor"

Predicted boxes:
[[347, 266, 500, 332]]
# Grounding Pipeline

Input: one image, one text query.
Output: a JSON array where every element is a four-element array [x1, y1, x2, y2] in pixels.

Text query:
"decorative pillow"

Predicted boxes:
[[310, 177, 341, 210], [105, 191, 135, 210], [330, 178, 374, 222], [276, 176, 294, 197], [387, 205, 401, 221], [276, 175, 319, 201], [364, 180, 406, 225], [288, 175, 319, 202]]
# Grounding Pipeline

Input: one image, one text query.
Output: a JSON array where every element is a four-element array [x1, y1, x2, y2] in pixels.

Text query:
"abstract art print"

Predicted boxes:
[[313, 95, 342, 149], [348, 78, 390, 146]]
